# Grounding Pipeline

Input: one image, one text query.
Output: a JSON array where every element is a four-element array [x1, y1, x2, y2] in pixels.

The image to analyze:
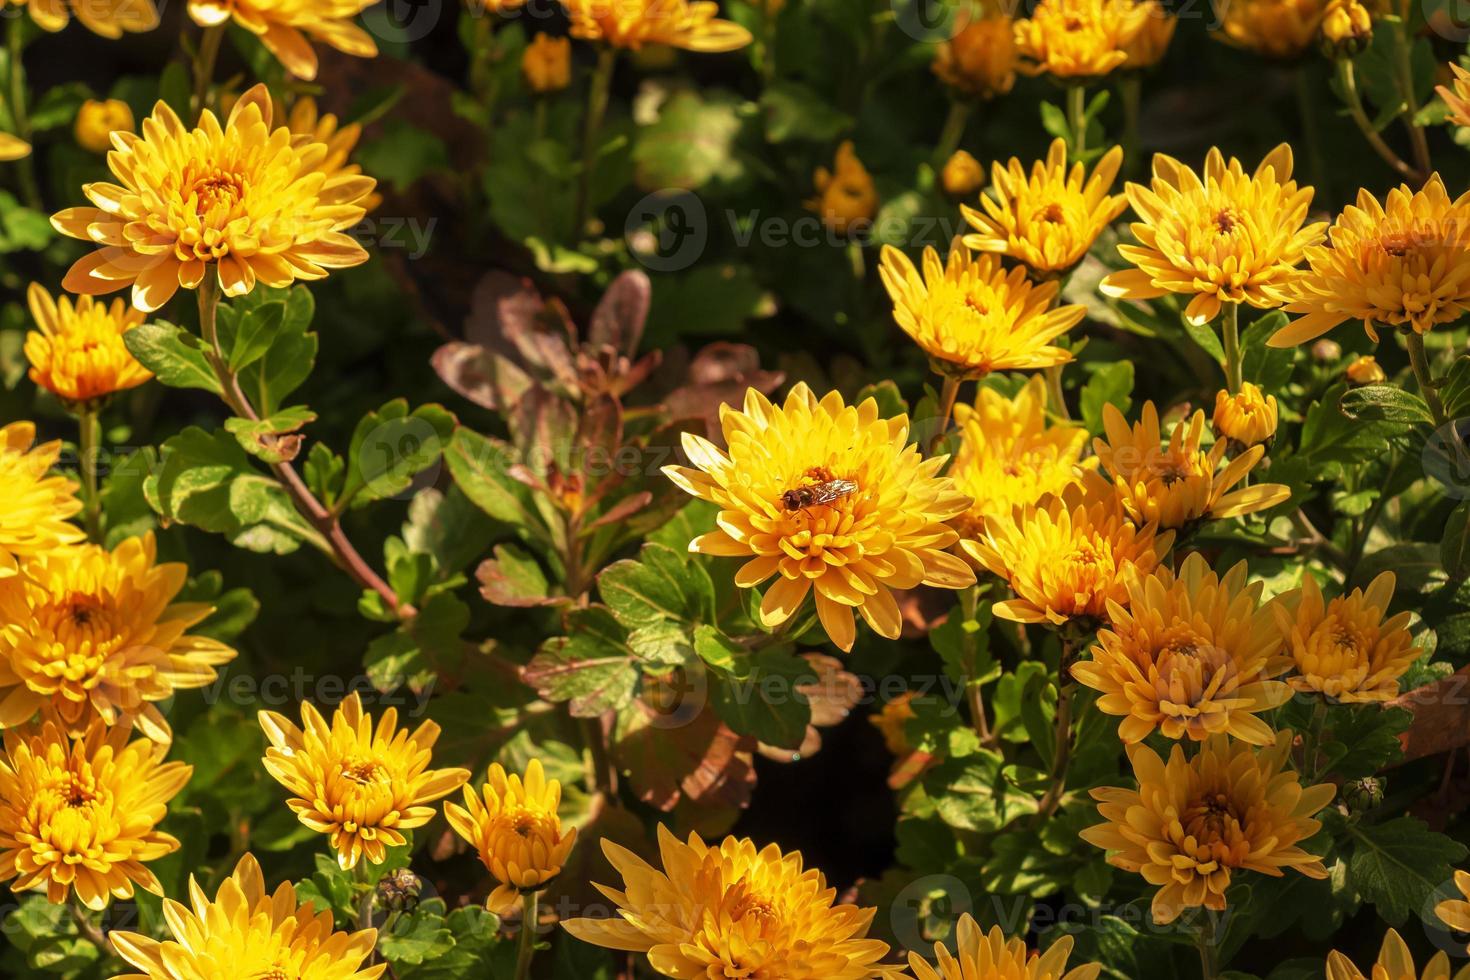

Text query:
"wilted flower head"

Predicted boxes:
[[74, 98, 134, 154], [0, 719, 188, 910], [962, 138, 1127, 275], [4, 0, 158, 37], [808, 141, 879, 236], [25, 284, 151, 407], [52, 84, 375, 313], [1275, 571, 1416, 702], [908, 915, 1101, 980], [1015, 0, 1151, 78], [259, 691, 469, 869], [1212, 0, 1330, 59], [933, 8, 1017, 98], [1212, 382, 1278, 450], [562, 0, 753, 51], [942, 149, 987, 198], [187, 0, 379, 80], [1123, 0, 1176, 68], [1437, 62, 1470, 128], [563, 825, 906, 979], [1327, 929, 1470, 980], [523, 33, 573, 93], [0, 422, 84, 560], [444, 758, 577, 914], [1081, 732, 1333, 924], [663, 384, 976, 651]]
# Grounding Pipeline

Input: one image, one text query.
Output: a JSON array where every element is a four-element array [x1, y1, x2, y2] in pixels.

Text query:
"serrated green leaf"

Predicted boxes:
[[123, 320, 222, 394], [342, 399, 456, 507], [1348, 816, 1468, 924]]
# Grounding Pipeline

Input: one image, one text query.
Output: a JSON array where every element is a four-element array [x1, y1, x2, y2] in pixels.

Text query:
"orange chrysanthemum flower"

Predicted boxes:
[[563, 825, 906, 979], [878, 243, 1084, 378], [1212, 0, 1329, 59], [259, 692, 469, 869], [52, 84, 374, 313], [108, 853, 386, 979], [0, 719, 188, 910], [1271, 176, 1470, 347], [3, 0, 158, 37], [1327, 928, 1470, 980], [187, 0, 378, 80], [1101, 144, 1325, 326], [808, 141, 879, 236], [562, 0, 753, 51], [1212, 381, 1278, 451], [662, 384, 976, 652], [1438, 63, 1470, 128], [908, 915, 1101, 980], [24, 283, 152, 406], [1274, 571, 1417, 702], [962, 138, 1126, 275], [1081, 732, 1333, 924], [0, 421, 84, 560], [1072, 552, 1291, 745], [1093, 401, 1290, 532], [287, 96, 381, 212], [0, 533, 236, 742], [932, 7, 1017, 99], [1015, 0, 1151, 78], [1123, 0, 1176, 68]]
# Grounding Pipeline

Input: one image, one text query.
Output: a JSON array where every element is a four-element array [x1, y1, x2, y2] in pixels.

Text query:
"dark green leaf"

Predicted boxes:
[[123, 321, 222, 395]]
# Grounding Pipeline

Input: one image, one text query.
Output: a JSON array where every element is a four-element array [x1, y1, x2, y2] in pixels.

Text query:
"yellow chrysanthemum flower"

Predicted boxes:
[[1212, 381, 1278, 450], [1435, 869, 1470, 937], [963, 478, 1173, 628], [0, 532, 237, 741], [108, 853, 386, 979], [74, 98, 134, 154], [0, 132, 30, 161], [1327, 929, 1470, 980], [1271, 176, 1470, 347], [1093, 401, 1290, 532], [962, 138, 1127, 275], [662, 385, 976, 652], [933, 8, 1017, 98], [523, 33, 573, 93], [1123, 1, 1176, 68], [444, 758, 577, 914], [878, 243, 1084, 378], [287, 96, 381, 213], [1274, 571, 1416, 703], [1072, 552, 1291, 745], [259, 692, 468, 870], [0, 422, 85, 559], [1080, 732, 1333, 925], [1212, 0, 1329, 59], [0, 719, 188, 910], [808, 141, 879, 237], [563, 825, 906, 979], [3, 0, 158, 37], [24, 283, 152, 406], [1100, 144, 1326, 327], [187, 0, 378, 80], [1015, 0, 1151, 78], [942, 149, 987, 198], [949, 375, 1091, 532], [908, 915, 1101, 980], [1437, 62, 1470, 128], [52, 84, 374, 313], [562, 0, 753, 51]]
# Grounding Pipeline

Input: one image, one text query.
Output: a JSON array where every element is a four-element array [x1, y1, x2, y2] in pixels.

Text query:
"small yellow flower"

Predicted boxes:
[[187, 0, 378, 80], [941, 149, 987, 198], [52, 84, 375, 313], [1320, 0, 1373, 55], [1435, 869, 1470, 937], [74, 98, 134, 154], [563, 825, 907, 979], [0, 133, 30, 161], [259, 692, 469, 869], [562, 0, 753, 51], [1015, 0, 1151, 79], [1072, 552, 1291, 745], [1327, 929, 1470, 980], [1101, 144, 1325, 327], [0, 719, 189, 910], [807, 141, 879, 236], [1275, 571, 1417, 703], [1212, 0, 1329, 59], [871, 691, 917, 756], [1123, 0, 1176, 68], [444, 758, 577, 914], [1093, 401, 1291, 531], [0, 422, 84, 559], [932, 8, 1017, 98], [1272, 176, 1470, 347], [908, 915, 1101, 980], [24, 284, 151, 407], [662, 384, 976, 652], [0, 532, 237, 741], [1212, 381, 1278, 450], [108, 853, 386, 979], [1346, 354, 1388, 384], [523, 33, 573, 93], [1437, 62, 1470, 128], [3, 0, 159, 37], [962, 138, 1127, 275], [1081, 732, 1333, 925], [878, 243, 1084, 378]]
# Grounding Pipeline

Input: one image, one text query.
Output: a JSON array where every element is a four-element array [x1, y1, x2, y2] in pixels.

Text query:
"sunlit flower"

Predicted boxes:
[[963, 478, 1173, 629], [523, 33, 573, 93], [1072, 552, 1291, 745], [259, 691, 469, 869], [932, 8, 1016, 98], [1327, 928, 1470, 980], [4, 0, 158, 37], [1101, 144, 1325, 326], [1271, 176, 1470, 347], [108, 853, 386, 979], [878, 243, 1084, 378], [187, 0, 377, 80], [74, 98, 134, 154], [808, 141, 879, 236], [908, 915, 1101, 980], [1212, 0, 1329, 59], [0, 422, 84, 560], [0, 133, 30, 161], [0, 532, 236, 741], [563, 825, 906, 979], [1081, 732, 1333, 924], [662, 384, 976, 652], [962, 138, 1126, 275], [1123, 0, 1176, 68], [1346, 354, 1387, 384], [1437, 62, 1470, 128], [942, 149, 987, 198], [287, 96, 380, 212], [0, 719, 188, 910], [1435, 869, 1470, 937], [1275, 571, 1416, 703], [870, 691, 917, 756], [52, 83, 374, 313], [24, 284, 151, 406], [949, 375, 1090, 532], [1212, 382, 1278, 450], [1093, 401, 1290, 532], [1320, 0, 1373, 55], [1015, 0, 1151, 78], [444, 758, 577, 914], [562, 0, 753, 51]]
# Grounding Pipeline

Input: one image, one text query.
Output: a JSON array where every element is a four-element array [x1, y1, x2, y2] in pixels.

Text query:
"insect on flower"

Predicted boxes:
[[781, 467, 859, 512]]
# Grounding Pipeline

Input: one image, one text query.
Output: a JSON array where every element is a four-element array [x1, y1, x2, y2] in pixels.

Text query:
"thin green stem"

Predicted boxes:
[[1221, 302, 1243, 394], [191, 23, 226, 119], [77, 407, 102, 543], [1335, 58, 1421, 182], [925, 374, 962, 457], [1067, 84, 1088, 157], [934, 99, 972, 165], [1195, 915, 1220, 980], [572, 47, 617, 238], [1389, 16, 1432, 182], [68, 897, 109, 956], [513, 891, 540, 980], [1300, 698, 1329, 782], [1406, 330, 1448, 426], [6, 16, 41, 209], [1045, 363, 1072, 421], [1034, 631, 1082, 823]]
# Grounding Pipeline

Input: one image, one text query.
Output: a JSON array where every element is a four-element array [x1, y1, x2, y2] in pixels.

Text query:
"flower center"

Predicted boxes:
[[1037, 202, 1066, 224], [1214, 208, 1239, 235], [190, 171, 245, 216], [1184, 792, 1242, 844], [341, 758, 388, 785]]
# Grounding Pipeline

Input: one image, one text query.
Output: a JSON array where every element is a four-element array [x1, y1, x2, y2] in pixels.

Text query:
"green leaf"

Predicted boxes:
[[445, 428, 548, 535], [342, 399, 456, 507], [226, 300, 285, 371], [1181, 314, 1226, 363], [476, 542, 554, 607], [358, 118, 450, 191], [635, 88, 746, 190], [1241, 311, 1296, 393], [380, 902, 456, 965], [1444, 501, 1470, 580], [123, 321, 223, 395], [1321, 705, 1411, 779], [696, 625, 812, 749], [1339, 384, 1434, 427], [1347, 816, 1468, 924], [930, 597, 997, 689], [223, 406, 316, 464], [1298, 383, 1402, 465], [524, 606, 639, 717], [1080, 361, 1135, 435], [231, 286, 317, 415], [923, 749, 1040, 832], [760, 81, 852, 143], [598, 542, 715, 630]]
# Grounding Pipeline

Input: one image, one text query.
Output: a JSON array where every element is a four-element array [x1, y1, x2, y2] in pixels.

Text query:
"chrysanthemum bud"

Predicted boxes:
[[523, 34, 572, 93], [1311, 338, 1342, 362], [807, 141, 878, 236], [1346, 354, 1387, 384], [1320, 0, 1373, 58], [377, 867, 424, 913], [933, 11, 1017, 99], [941, 150, 987, 198], [73, 98, 133, 154], [1212, 382, 1279, 453], [1342, 776, 1385, 814]]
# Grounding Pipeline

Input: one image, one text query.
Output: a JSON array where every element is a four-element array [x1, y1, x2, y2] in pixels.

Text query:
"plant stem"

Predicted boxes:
[[1195, 914, 1220, 980], [934, 99, 972, 165], [1067, 83, 1088, 156], [6, 16, 41, 209], [572, 47, 617, 239], [1390, 16, 1432, 182], [68, 897, 109, 955], [1335, 58, 1422, 182], [1405, 330, 1448, 425], [191, 23, 226, 119], [1220, 301, 1243, 394], [926, 374, 962, 457], [513, 891, 540, 980], [1045, 363, 1072, 421], [1034, 631, 1082, 822], [77, 406, 103, 543], [960, 586, 995, 746]]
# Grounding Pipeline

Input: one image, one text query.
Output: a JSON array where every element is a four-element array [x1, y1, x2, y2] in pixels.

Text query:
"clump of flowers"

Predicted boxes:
[[1213, 381, 1278, 451], [8, 0, 158, 37], [932, 6, 1017, 99], [1326, 929, 1470, 980], [1015, 0, 1151, 78], [908, 915, 1102, 980], [24, 284, 152, 407], [1437, 62, 1470, 128], [808, 141, 879, 236], [187, 0, 379, 80], [562, 0, 753, 51], [1275, 571, 1417, 702], [0, 421, 84, 559]]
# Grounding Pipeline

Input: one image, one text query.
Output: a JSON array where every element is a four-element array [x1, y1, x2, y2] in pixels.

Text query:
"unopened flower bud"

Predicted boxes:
[[1320, 0, 1373, 59], [377, 867, 423, 913], [1346, 354, 1386, 385], [1342, 776, 1385, 814]]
